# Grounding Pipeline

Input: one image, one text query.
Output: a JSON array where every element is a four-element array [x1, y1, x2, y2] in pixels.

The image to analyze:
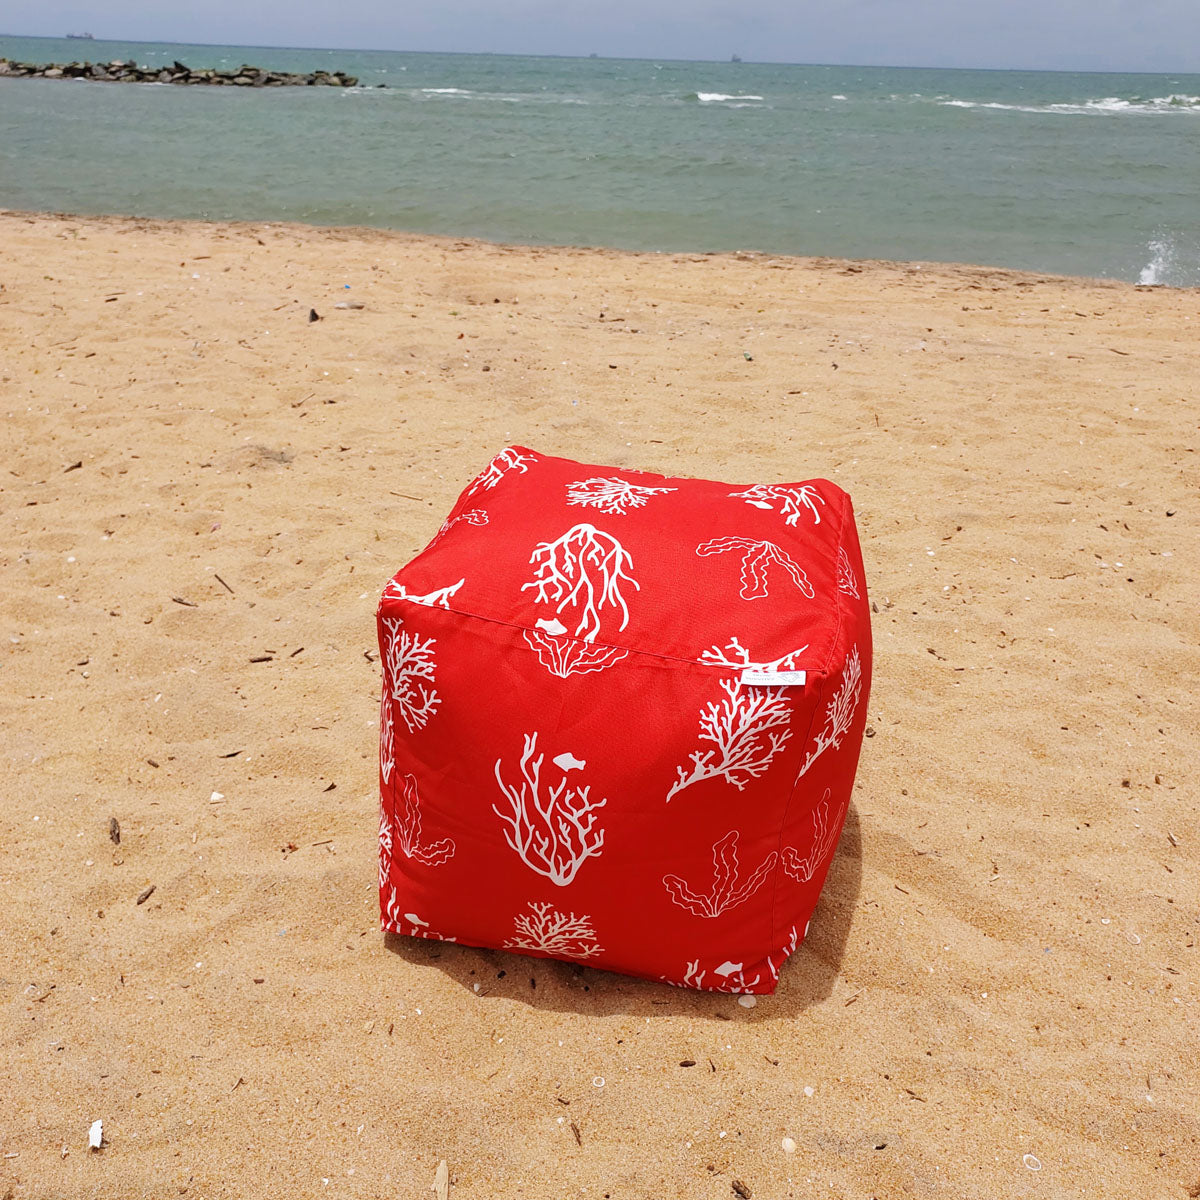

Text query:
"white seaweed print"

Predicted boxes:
[[766, 925, 801, 985], [382, 900, 456, 943], [381, 616, 441, 733], [836, 546, 860, 599], [522, 523, 638, 642], [698, 636, 810, 672], [664, 830, 777, 918], [382, 577, 465, 609], [668, 925, 800, 992], [782, 790, 844, 883], [731, 483, 826, 526], [378, 813, 456, 939], [493, 732, 607, 886], [697, 537, 815, 600], [384, 773, 456, 867], [522, 629, 629, 678], [796, 645, 863, 779], [505, 901, 604, 960], [666, 679, 792, 802], [680, 958, 764, 993], [565, 477, 677, 515], [430, 508, 489, 547], [466, 447, 534, 496]]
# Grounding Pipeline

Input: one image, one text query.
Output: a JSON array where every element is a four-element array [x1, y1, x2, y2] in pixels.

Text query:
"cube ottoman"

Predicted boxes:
[[378, 446, 871, 993]]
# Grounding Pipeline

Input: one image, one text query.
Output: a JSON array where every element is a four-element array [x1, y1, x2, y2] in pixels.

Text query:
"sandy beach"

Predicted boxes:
[[1, 210, 1196, 1198]]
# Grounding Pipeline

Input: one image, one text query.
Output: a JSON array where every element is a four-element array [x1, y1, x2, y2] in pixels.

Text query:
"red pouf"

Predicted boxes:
[[378, 447, 871, 993]]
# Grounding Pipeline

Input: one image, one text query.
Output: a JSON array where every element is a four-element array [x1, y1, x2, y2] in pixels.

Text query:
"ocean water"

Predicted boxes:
[[2, 35, 1199, 284]]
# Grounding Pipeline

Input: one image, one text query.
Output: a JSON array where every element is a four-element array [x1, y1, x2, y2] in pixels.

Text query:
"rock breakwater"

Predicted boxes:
[[0, 58, 362, 87]]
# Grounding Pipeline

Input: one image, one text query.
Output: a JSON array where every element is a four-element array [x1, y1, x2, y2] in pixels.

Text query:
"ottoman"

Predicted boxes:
[[378, 446, 871, 993]]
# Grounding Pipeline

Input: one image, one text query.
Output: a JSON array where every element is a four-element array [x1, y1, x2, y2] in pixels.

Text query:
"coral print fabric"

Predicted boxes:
[[377, 447, 872, 994]]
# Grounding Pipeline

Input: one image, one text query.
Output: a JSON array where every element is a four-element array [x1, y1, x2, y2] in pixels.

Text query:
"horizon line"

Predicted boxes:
[[1, 31, 1197, 76]]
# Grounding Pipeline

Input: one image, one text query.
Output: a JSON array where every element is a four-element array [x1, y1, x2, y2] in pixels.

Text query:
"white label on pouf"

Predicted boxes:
[[741, 668, 807, 687]]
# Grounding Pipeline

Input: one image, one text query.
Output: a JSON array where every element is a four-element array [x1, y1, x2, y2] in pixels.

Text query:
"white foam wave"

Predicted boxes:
[[1138, 240, 1174, 285], [939, 94, 1200, 116], [696, 92, 763, 103], [831, 94, 848, 101], [421, 87, 472, 96]]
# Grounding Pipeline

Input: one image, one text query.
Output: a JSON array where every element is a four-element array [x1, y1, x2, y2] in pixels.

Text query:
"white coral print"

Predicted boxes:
[[522, 523, 638, 642], [796, 645, 863, 779], [430, 508, 489, 546], [379, 801, 394, 890], [522, 629, 629, 678], [493, 733, 607, 886], [386, 773, 456, 867], [666, 679, 792, 802], [782, 790, 844, 882], [697, 537, 815, 600], [663, 830, 777, 918], [837, 546, 860, 599], [731, 483, 826, 526], [505, 901, 604, 959], [379, 688, 395, 785], [381, 617, 441, 733], [382, 577, 465, 609], [565, 477, 676, 515], [698, 636, 810, 672], [466, 446, 534, 496]]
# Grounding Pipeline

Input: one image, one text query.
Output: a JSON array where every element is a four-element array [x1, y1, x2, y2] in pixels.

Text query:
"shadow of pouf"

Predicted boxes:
[[384, 804, 862, 1023]]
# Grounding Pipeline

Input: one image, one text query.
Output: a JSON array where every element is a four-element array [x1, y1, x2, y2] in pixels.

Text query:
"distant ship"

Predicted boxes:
[[730, 54, 742, 63], [66, 32, 95, 39]]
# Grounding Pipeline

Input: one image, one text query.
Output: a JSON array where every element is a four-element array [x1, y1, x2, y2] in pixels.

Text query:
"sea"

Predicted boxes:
[[2, 35, 1199, 284]]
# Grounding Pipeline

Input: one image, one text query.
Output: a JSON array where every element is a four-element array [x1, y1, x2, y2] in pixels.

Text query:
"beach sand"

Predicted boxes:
[[1, 210, 1196, 1199]]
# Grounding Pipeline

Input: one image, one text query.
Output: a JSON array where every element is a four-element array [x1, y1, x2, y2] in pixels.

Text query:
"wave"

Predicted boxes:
[[692, 91, 764, 103], [420, 87, 472, 96], [1136, 236, 1200, 287], [1138, 240, 1174, 285], [939, 94, 1200, 116]]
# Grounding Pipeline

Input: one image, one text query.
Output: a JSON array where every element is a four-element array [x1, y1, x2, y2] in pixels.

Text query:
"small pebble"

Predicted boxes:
[[803, 1086, 814, 1097], [1023, 1154, 1042, 1171], [781, 1137, 797, 1154], [738, 995, 757, 1008]]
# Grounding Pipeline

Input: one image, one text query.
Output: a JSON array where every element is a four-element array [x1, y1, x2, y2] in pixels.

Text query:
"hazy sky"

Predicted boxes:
[[6, 0, 1200, 73]]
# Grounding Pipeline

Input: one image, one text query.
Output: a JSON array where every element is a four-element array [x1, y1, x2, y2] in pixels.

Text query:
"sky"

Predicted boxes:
[[5, 0, 1200, 73]]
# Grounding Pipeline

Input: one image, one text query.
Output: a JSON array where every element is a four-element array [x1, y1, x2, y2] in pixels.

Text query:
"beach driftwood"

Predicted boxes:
[[0, 58, 362, 88]]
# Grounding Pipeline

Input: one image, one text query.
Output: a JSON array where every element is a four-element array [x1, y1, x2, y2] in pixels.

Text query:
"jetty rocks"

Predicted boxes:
[[0, 58, 362, 88]]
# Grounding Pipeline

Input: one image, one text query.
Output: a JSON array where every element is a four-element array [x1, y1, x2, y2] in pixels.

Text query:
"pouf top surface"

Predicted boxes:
[[384, 445, 855, 671]]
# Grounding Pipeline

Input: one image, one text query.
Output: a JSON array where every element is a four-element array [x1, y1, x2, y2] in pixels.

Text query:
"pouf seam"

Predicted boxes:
[[379, 594, 826, 675], [766, 672, 829, 962], [766, 486, 855, 963]]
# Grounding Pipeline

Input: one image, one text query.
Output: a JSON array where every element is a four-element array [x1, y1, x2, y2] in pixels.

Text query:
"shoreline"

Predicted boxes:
[[2, 208, 1195, 1198], [0, 206, 1173, 290]]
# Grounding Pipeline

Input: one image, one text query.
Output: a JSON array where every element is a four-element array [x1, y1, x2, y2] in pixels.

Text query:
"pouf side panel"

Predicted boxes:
[[765, 490, 873, 984], [378, 598, 812, 989]]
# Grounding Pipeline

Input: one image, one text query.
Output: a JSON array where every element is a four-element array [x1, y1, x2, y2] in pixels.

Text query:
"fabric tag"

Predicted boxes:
[[740, 668, 807, 687]]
